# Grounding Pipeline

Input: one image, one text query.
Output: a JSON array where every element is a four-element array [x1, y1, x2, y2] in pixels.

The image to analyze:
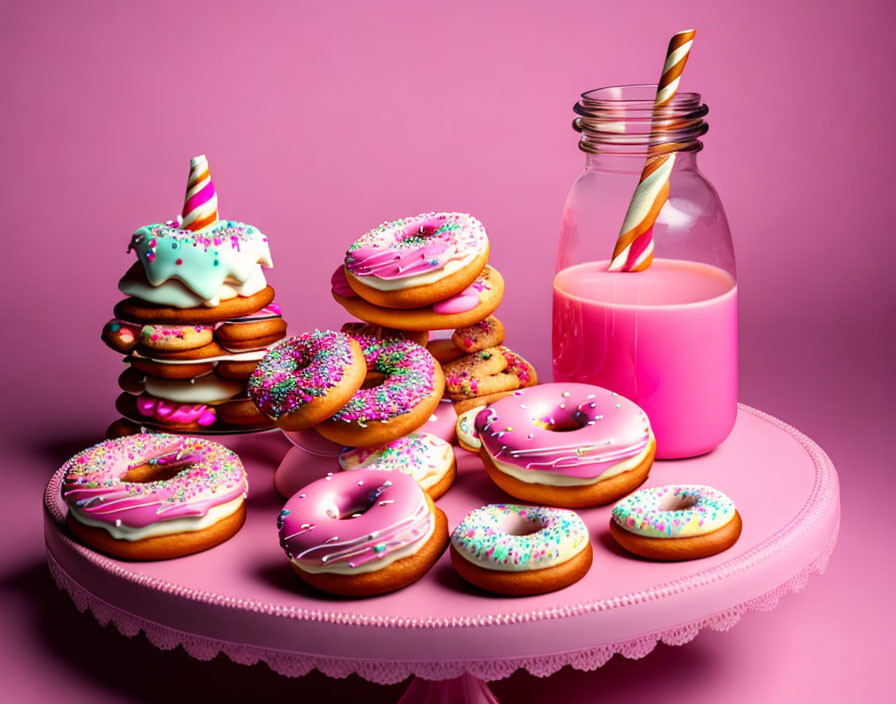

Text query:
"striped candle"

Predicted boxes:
[[181, 155, 219, 232]]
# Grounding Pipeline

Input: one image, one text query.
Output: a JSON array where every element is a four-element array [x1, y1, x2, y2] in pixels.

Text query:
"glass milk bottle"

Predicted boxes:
[[552, 85, 737, 459]]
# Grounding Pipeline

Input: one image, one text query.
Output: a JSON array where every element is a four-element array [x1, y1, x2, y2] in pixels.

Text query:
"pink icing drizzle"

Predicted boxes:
[[432, 283, 480, 314], [61, 434, 247, 528], [136, 395, 216, 427], [278, 468, 433, 571], [330, 266, 357, 297], [345, 212, 487, 282], [475, 383, 652, 479]]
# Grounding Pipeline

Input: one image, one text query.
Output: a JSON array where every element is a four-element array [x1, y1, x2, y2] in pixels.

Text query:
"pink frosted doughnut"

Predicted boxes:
[[343, 212, 490, 308], [61, 433, 248, 559], [474, 383, 656, 507], [278, 467, 448, 596]]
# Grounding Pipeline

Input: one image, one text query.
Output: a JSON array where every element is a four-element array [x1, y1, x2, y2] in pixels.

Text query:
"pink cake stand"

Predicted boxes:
[[43, 405, 839, 704]]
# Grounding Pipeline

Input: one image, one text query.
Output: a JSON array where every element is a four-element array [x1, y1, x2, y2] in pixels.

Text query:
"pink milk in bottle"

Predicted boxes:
[[553, 85, 737, 458], [553, 259, 737, 458]]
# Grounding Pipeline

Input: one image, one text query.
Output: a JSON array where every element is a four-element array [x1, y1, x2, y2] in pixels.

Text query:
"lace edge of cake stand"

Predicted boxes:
[[46, 522, 837, 684]]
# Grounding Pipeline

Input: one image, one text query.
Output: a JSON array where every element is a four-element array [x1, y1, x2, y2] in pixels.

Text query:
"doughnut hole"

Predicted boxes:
[[534, 407, 591, 433], [360, 371, 387, 389], [122, 462, 186, 483], [659, 492, 699, 511], [324, 481, 391, 520], [499, 512, 542, 537]]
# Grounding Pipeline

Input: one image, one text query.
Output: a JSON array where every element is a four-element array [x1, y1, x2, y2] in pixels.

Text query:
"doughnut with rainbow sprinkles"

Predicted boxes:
[[314, 334, 445, 447], [247, 330, 366, 431], [450, 504, 593, 595], [338, 431, 457, 500], [61, 433, 248, 560], [610, 484, 743, 560]]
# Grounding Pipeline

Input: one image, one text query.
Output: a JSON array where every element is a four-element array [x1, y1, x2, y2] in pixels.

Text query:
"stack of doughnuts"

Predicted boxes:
[[330, 212, 538, 414], [248, 329, 445, 448], [102, 156, 288, 436]]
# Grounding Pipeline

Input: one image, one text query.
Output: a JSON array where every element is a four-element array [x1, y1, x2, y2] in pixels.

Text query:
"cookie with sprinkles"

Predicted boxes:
[[450, 504, 593, 595], [609, 485, 743, 561], [344, 212, 490, 309], [247, 330, 367, 431]]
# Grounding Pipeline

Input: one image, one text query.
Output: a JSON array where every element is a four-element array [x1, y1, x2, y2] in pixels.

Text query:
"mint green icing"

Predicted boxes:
[[128, 220, 273, 304]]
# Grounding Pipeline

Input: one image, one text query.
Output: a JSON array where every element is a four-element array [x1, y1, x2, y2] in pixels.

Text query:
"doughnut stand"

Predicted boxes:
[[43, 406, 839, 703]]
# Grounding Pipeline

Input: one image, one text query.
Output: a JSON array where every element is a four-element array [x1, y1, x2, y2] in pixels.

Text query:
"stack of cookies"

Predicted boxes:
[[102, 156, 288, 436], [330, 212, 537, 415]]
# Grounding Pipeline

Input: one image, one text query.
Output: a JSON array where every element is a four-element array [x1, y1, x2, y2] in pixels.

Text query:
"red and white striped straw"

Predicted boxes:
[[608, 29, 696, 272]]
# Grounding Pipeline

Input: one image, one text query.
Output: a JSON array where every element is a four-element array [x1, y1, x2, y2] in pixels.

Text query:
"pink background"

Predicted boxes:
[[2, 1, 893, 702]]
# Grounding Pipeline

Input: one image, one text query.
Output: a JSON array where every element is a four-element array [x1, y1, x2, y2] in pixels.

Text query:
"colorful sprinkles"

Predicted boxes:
[[345, 212, 488, 281], [61, 434, 247, 529], [128, 219, 272, 303], [611, 485, 737, 539], [451, 504, 589, 572], [247, 330, 356, 420], [338, 432, 453, 489], [329, 334, 437, 425]]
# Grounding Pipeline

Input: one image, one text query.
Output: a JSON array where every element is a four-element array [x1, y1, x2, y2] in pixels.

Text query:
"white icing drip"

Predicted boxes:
[[291, 513, 435, 575], [347, 248, 481, 292], [143, 374, 245, 404], [119, 265, 268, 308], [484, 433, 654, 486], [67, 495, 245, 541]]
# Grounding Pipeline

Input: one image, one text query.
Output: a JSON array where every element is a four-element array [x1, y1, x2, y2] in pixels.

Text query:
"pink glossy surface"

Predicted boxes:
[[2, 1, 893, 702], [554, 260, 738, 458], [44, 407, 837, 663], [475, 384, 652, 478]]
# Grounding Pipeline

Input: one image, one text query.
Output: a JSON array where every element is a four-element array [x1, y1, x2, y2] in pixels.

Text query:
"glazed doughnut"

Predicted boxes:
[[333, 265, 504, 332], [338, 432, 457, 500], [61, 434, 248, 560], [315, 335, 445, 447], [450, 504, 592, 596], [344, 212, 489, 309], [451, 316, 504, 353], [278, 468, 448, 596], [610, 485, 743, 561], [475, 383, 655, 508], [248, 330, 367, 431]]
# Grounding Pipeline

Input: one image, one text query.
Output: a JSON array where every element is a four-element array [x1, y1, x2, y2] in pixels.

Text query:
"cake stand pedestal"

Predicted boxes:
[[43, 406, 839, 703]]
